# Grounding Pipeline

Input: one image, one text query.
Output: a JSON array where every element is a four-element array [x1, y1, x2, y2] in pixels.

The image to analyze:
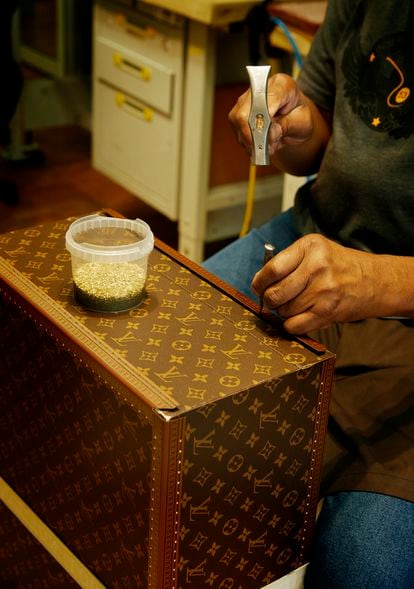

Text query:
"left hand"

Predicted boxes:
[[252, 234, 395, 334]]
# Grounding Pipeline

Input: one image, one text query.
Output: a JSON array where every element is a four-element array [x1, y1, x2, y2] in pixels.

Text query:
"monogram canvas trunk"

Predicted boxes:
[[0, 213, 334, 589]]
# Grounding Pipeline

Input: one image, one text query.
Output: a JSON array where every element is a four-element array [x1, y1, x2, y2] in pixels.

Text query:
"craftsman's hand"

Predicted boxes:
[[251, 234, 411, 334], [229, 73, 313, 155], [229, 73, 331, 176]]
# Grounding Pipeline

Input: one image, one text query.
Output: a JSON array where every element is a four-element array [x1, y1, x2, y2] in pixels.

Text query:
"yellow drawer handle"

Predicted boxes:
[[114, 92, 153, 122], [113, 13, 157, 40], [113, 52, 152, 81]]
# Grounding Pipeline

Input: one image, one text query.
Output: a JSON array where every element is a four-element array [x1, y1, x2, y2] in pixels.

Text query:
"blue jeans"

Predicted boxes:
[[304, 491, 414, 588], [203, 208, 301, 301]]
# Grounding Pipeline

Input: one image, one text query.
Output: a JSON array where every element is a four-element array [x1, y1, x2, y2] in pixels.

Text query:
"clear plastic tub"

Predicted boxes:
[[65, 214, 154, 313]]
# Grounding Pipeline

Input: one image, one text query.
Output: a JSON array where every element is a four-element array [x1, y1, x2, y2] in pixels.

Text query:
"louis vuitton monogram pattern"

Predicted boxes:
[[0, 217, 334, 588], [178, 364, 325, 588], [0, 300, 155, 588], [0, 219, 324, 415]]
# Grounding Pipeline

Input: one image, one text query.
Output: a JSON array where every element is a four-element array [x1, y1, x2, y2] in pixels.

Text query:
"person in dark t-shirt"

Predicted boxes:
[[204, 1, 414, 586]]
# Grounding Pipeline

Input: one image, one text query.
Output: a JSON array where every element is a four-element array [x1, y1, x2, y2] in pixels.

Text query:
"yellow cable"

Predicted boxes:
[[239, 163, 257, 237]]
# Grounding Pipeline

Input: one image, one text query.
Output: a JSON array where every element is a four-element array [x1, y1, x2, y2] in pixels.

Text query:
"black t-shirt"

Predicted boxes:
[[295, 0, 414, 503], [295, 0, 414, 256]]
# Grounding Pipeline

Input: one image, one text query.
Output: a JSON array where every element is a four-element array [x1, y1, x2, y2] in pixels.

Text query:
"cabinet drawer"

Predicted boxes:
[[94, 3, 184, 116], [93, 79, 180, 219], [95, 36, 174, 115]]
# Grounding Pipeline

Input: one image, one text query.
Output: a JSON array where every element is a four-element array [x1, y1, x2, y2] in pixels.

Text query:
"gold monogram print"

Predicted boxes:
[[0, 218, 334, 588]]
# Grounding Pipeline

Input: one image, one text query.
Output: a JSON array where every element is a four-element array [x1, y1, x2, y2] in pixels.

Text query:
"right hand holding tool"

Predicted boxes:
[[229, 73, 315, 158]]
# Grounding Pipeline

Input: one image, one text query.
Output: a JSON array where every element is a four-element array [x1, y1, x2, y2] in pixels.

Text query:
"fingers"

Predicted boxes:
[[266, 73, 302, 116], [267, 122, 284, 155], [282, 310, 331, 334], [228, 73, 311, 156], [252, 242, 306, 301], [228, 89, 252, 154], [251, 235, 346, 334]]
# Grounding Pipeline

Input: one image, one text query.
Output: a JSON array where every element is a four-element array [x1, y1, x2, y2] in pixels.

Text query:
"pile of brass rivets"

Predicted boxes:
[[73, 261, 146, 312]]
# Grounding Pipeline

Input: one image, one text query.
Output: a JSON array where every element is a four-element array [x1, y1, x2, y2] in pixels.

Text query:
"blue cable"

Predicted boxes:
[[269, 17, 314, 185], [270, 16, 303, 70]]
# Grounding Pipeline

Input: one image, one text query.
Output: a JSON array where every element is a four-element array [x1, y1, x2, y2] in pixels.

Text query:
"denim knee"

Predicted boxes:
[[304, 491, 414, 589]]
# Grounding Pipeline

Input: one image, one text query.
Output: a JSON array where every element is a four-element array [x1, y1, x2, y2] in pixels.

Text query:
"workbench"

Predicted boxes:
[[93, 0, 286, 263], [142, 0, 258, 25]]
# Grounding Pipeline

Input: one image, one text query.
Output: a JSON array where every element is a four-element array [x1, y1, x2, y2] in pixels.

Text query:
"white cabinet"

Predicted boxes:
[[92, 2, 185, 219], [92, 0, 283, 262]]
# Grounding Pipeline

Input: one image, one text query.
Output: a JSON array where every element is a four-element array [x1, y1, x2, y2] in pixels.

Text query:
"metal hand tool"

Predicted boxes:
[[246, 65, 272, 166], [259, 242, 277, 313]]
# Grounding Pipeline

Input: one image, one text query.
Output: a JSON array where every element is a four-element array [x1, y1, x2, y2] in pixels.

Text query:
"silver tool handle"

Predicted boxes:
[[259, 242, 277, 313], [246, 65, 272, 166], [263, 242, 276, 264]]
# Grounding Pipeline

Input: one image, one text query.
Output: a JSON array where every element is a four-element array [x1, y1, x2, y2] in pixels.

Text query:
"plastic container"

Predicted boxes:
[[65, 214, 154, 313]]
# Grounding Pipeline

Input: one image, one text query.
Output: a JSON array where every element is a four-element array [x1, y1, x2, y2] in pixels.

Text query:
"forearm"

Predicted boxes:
[[374, 254, 414, 318]]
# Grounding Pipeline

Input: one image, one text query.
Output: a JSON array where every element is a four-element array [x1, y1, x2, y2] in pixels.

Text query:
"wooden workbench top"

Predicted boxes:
[[141, 0, 257, 26], [141, 0, 319, 27]]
